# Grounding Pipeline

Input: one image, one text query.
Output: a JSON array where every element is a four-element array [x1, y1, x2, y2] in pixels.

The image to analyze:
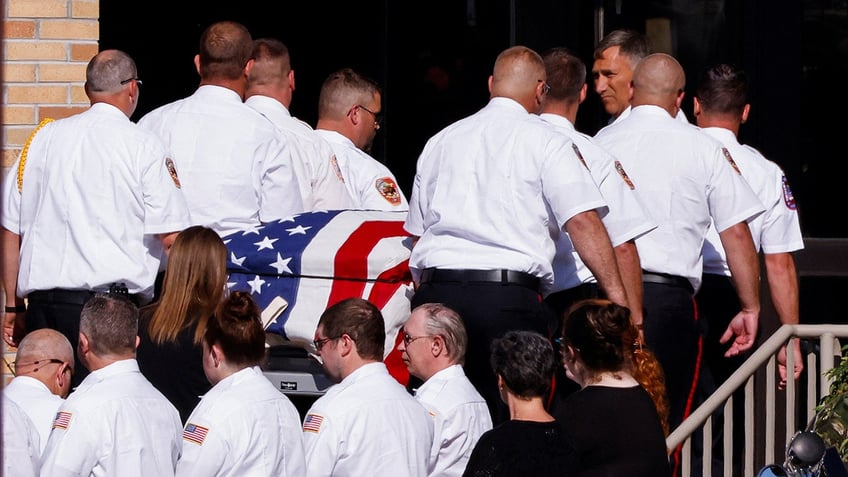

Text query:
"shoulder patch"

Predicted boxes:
[[331, 155, 345, 183], [781, 175, 797, 210], [303, 413, 324, 433], [375, 177, 402, 205], [721, 147, 742, 175], [614, 161, 635, 190], [165, 157, 181, 189], [571, 143, 589, 170], [53, 410, 72, 430], [183, 422, 209, 445]]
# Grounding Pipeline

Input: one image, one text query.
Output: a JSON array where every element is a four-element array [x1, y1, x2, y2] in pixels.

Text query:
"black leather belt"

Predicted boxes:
[[28, 289, 141, 306], [642, 271, 694, 293], [420, 268, 541, 291]]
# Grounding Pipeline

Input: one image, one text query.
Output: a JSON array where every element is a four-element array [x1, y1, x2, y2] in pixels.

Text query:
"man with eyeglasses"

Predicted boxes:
[[302, 298, 433, 477], [314, 68, 409, 211], [1, 49, 190, 388], [3, 328, 74, 454], [397, 303, 491, 477]]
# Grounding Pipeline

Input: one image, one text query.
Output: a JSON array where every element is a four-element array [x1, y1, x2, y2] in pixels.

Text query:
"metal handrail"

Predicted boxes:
[[667, 324, 848, 477]]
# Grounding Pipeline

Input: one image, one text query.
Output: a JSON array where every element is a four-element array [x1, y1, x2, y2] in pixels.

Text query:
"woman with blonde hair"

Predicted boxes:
[[137, 225, 228, 422]]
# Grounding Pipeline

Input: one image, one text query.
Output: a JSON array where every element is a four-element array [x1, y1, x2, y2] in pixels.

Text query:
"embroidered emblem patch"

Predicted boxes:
[[614, 161, 635, 190], [303, 413, 324, 433], [331, 155, 345, 183], [571, 143, 589, 170], [781, 175, 797, 210], [53, 411, 72, 430], [721, 148, 742, 175], [165, 157, 182, 189], [183, 423, 209, 445], [375, 177, 402, 205]]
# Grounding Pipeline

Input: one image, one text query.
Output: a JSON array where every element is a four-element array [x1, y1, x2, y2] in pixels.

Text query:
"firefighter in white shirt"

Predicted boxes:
[[40, 294, 183, 477], [138, 21, 303, 237], [1, 49, 190, 387], [398, 303, 492, 477], [176, 291, 305, 477], [245, 38, 353, 211], [314, 68, 409, 211], [303, 298, 433, 477]]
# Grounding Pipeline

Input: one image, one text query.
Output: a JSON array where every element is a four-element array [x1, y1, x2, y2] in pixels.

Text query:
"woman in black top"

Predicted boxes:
[[464, 330, 576, 477]]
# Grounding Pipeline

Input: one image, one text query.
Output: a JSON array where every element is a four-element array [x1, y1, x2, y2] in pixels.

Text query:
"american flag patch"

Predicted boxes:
[[183, 423, 209, 445], [303, 413, 324, 433], [53, 411, 72, 430]]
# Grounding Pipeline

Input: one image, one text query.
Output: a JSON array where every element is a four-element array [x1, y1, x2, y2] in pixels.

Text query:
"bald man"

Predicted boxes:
[[4, 328, 74, 453], [405, 45, 626, 424], [594, 53, 764, 444]]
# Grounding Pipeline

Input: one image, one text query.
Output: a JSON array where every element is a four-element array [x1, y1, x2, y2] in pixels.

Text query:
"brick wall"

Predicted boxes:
[[1, 0, 99, 380], [2, 0, 99, 169]]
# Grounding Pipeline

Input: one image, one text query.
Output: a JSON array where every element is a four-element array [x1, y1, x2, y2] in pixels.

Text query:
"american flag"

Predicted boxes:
[[183, 422, 209, 445], [225, 210, 414, 359], [303, 413, 324, 433], [52, 411, 72, 430]]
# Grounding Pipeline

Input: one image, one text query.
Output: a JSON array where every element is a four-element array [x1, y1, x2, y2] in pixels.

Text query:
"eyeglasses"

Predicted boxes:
[[313, 336, 338, 352], [402, 333, 433, 346], [352, 104, 383, 128], [553, 337, 566, 354], [538, 80, 551, 96], [11, 358, 73, 377], [120, 77, 143, 86]]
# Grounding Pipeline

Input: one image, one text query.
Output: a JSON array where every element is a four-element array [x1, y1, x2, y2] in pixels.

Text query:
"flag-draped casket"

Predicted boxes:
[[224, 209, 414, 385]]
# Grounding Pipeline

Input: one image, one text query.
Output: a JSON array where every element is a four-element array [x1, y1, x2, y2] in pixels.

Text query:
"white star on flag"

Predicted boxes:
[[247, 275, 266, 294], [286, 225, 311, 235], [240, 224, 263, 235], [254, 236, 278, 251], [270, 253, 293, 274], [230, 252, 246, 267]]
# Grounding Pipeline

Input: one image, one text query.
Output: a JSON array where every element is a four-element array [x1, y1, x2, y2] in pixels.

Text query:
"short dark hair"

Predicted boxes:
[[198, 21, 253, 81], [204, 291, 266, 366], [695, 63, 748, 116], [318, 298, 385, 361], [490, 330, 555, 399], [80, 294, 139, 356], [317, 68, 381, 120], [593, 29, 649, 64], [543, 47, 586, 102]]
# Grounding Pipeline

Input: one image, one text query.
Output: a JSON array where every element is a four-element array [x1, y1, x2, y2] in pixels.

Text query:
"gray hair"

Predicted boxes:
[[85, 49, 137, 93], [414, 303, 467, 364]]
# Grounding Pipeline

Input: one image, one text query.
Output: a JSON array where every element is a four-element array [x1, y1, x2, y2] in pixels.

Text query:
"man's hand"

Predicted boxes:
[[776, 338, 804, 390], [3, 310, 26, 347], [720, 310, 758, 357]]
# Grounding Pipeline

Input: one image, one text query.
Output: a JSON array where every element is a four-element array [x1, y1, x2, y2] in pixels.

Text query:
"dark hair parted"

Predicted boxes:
[[695, 63, 748, 116], [593, 28, 649, 63], [543, 47, 586, 102], [80, 294, 139, 356], [318, 298, 385, 361], [203, 291, 266, 367], [198, 21, 253, 80], [490, 330, 556, 399], [562, 299, 636, 374]]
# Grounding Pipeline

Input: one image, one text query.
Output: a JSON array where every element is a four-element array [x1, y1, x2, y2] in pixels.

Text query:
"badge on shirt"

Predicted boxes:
[[53, 411, 72, 430], [165, 157, 182, 189], [782, 175, 797, 210], [571, 143, 589, 170], [183, 422, 209, 445], [331, 155, 345, 183], [375, 177, 402, 205], [303, 413, 324, 433], [721, 148, 742, 175], [614, 161, 635, 190]]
